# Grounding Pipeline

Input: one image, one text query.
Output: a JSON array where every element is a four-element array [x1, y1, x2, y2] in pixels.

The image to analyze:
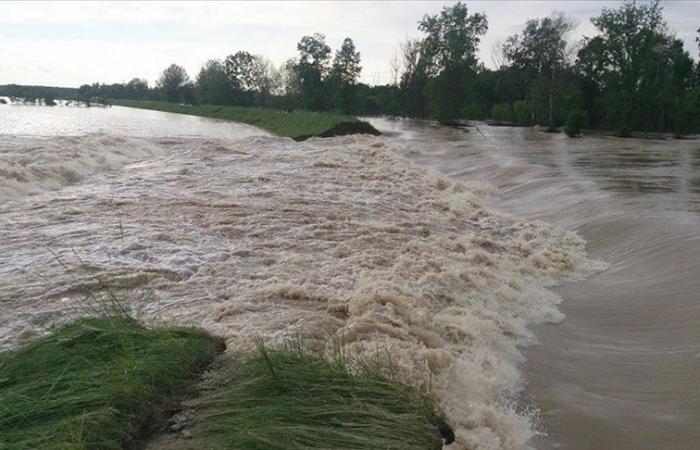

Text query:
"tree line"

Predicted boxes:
[[21, 1, 700, 137], [381, 0, 700, 136], [75, 34, 363, 114], [0, 84, 80, 106]]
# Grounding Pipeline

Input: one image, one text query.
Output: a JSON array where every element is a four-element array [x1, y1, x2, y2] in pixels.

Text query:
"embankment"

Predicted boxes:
[[111, 100, 380, 140]]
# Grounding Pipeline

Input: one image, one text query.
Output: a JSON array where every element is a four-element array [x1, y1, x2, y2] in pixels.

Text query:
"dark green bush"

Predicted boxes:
[[564, 109, 588, 137], [491, 102, 513, 124], [513, 100, 531, 126], [463, 102, 484, 120]]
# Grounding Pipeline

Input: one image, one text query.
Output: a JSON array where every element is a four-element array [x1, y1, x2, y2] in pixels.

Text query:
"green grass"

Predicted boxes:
[[193, 346, 449, 450], [0, 314, 449, 449], [111, 100, 361, 139], [0, 316, 224, 450]]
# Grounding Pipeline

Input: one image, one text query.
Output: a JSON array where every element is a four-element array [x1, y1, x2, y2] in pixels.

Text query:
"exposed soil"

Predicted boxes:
[[293, 120, 381, 141]]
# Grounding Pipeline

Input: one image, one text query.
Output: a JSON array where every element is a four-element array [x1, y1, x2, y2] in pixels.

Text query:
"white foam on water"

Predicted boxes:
[[0, 134, 171, 201], [0, 133, 605, 449]]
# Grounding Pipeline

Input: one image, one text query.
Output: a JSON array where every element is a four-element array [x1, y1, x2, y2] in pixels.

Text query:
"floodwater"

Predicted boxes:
[[367, 117, 700, 450], [1, 102, 696, 449]]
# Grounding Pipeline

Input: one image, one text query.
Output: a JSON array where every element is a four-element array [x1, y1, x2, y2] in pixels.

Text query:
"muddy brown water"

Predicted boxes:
[[2, 102, 698, 449], [367, 117, 700, 450], [3, 105, 602, 449]]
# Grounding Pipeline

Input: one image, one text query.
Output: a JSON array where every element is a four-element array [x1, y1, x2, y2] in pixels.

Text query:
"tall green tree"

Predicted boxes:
[[252, 56, 280, 106], [332, 38, 361, 85], [156, 64, 190, 103], [665, 39, 696, 136], [418, 1, 488, 123], [696, 27, 700, 80], [576, 1, 667, 136], [329, 37, 362, 113], [126, 78, 148, 99], [224, 52, 277, 106], [398, 39, 430, 118], [503, 13, 575, 128], [279, 57, 302, 109], [294, 33, 331, 111], [196, 60, 234, 105], [224, 51, 258, 93]]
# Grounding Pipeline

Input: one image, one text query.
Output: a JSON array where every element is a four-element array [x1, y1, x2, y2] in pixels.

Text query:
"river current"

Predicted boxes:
[[367, 117, 700, 450], [1, 103, 697, 449]]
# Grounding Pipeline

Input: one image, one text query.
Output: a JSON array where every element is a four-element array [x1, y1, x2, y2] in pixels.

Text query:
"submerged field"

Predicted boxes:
[[111, 100, 379, 140]]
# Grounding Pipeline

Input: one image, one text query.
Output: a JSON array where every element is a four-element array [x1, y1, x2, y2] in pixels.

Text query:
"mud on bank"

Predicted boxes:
[[292, 119, 381, 141]]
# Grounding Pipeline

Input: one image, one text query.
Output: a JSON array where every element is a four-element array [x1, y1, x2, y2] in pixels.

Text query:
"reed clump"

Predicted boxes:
[[0, 315, 224, 449], [194, 344, 451, 450]]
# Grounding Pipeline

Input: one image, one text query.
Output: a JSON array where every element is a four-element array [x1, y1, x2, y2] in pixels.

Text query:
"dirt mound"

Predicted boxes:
[[294, 120, 381, 141]]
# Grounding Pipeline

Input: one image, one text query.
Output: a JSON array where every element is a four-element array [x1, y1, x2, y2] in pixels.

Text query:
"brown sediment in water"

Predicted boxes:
[[0, 131, 603, 449], [363, 117, 700, 450]]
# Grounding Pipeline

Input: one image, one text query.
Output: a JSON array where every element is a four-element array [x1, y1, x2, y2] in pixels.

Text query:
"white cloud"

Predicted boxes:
[[0, 1, 697, 87]]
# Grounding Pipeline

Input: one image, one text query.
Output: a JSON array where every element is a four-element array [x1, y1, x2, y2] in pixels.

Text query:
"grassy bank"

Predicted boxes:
[[111, 100, 380, 140], [1, 317, 450, 449], [189, 347, 451, 450], [0, 316, 224, 450]]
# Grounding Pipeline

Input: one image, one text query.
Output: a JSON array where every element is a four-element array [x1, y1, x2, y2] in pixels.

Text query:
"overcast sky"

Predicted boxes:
[[1, 1, 698, 87]]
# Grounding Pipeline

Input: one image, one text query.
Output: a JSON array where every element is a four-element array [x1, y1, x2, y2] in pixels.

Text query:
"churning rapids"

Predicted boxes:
[[0, 104, 697, 449]]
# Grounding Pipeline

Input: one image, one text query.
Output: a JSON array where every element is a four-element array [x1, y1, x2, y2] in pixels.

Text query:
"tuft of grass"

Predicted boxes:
[[0, 316, 224, 450], [195, 345, 449, 450], [111, 100, 364, 139]]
